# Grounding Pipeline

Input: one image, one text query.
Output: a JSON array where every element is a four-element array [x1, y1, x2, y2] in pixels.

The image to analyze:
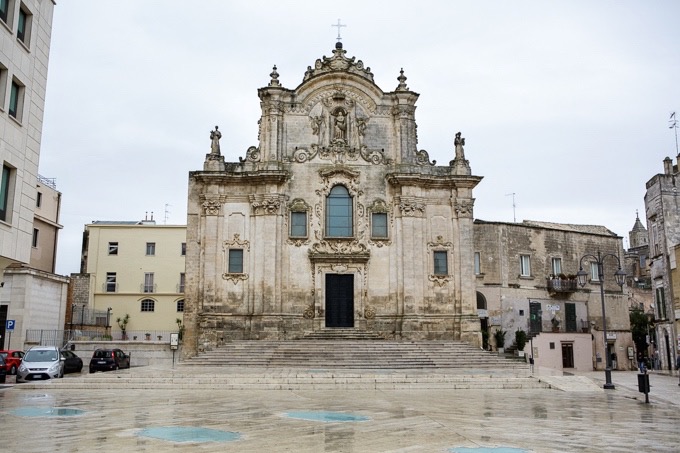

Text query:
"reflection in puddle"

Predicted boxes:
[[284, 411, 370, 423], [137, 426, 241, 443], [11, 407, 85, 417]]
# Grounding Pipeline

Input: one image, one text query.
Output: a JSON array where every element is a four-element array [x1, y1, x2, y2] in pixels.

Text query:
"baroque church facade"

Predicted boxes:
[[183, 43, 482, 356]]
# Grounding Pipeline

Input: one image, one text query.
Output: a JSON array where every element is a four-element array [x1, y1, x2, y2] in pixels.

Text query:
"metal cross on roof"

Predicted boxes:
[[332, 19, 346, 42]]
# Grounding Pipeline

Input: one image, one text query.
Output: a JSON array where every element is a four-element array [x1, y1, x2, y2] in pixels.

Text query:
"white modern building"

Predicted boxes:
[[0, 0, 57, 349]]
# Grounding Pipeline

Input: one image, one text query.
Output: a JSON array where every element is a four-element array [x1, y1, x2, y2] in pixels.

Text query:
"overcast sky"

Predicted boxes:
[[40, 1, 680, 275]]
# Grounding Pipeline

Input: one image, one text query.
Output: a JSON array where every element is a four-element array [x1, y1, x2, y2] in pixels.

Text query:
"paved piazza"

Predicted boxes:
[[1, 368, 679, 452]]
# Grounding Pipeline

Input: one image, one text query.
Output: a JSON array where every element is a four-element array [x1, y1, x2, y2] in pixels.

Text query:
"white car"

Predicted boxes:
[[17, 346, 64, 382]]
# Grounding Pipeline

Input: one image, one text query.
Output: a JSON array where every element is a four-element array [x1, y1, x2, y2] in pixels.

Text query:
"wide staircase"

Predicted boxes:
[[181, 329, 526, 370], [17, 331, 555, 391]]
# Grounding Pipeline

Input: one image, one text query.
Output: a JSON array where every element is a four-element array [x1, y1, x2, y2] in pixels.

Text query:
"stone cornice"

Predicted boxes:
[[386, 173, 482, 190], [191, 170, 289, 186]]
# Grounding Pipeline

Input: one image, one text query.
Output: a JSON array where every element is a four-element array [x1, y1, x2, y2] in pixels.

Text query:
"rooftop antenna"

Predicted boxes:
[[505, 193, 517, 222], [331, 19, 346, 42], [670, 111, 678, 156], [164, 204, 171, 225]]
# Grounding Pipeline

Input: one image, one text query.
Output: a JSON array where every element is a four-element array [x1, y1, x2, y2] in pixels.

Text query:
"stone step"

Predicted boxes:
[[182, 339, 527, 371], [16, 369, 546, 390]]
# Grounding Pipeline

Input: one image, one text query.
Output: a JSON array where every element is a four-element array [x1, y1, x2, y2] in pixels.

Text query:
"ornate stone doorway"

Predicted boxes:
[[325, 274, 354, 327]]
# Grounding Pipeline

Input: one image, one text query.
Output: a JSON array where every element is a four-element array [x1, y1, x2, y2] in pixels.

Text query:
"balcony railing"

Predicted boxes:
[[547, 277, 577, 293]]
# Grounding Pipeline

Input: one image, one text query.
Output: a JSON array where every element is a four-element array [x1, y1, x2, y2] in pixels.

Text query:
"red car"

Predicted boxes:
[[0, 350, 25, 375]]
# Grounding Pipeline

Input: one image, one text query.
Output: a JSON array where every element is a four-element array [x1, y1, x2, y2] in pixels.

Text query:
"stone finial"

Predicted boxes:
[[396, 68, 408, 91], [269, 65, 280, 87]]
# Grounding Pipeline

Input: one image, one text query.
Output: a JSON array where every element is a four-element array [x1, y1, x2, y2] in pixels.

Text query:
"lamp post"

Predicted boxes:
[[70, 303, 78, 335], [106, 307, 112, 335], [576, 251, 626, 390]]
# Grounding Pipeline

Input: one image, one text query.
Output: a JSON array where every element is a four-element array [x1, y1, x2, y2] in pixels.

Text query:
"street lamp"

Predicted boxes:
[[576, 251, 626, 390], [70, 303, 78, 335]]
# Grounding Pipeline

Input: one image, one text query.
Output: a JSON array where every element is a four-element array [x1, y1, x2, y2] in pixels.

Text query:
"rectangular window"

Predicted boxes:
[[17, 4, 31, 46], [143, 272, 154, 293], [590, 262, 600, 282], [179, 272, 185, 293], [176, 299, 185, 312], [108, 242, 118, 255], [141, 299, 155, 312], [656, 286, 666, 320], [36, 191, 42, 207], [105, 272, 117, 292], [371, 212, 388, 238], [181, 242, 186, 256], [9, 79, 24, 120], [0, 63, 7, 111], [32, 227, 38, 247], [474, 252, 481, 275], [551, 257, 562, 276], [433, 251, 448, 275], [146, 242, 155, 256], [228, 249, 243, 273], [0, 164, 11, 222], [290, 211, 307, 237], [520, 255, 531, 277], [0, 0, 9, 23]]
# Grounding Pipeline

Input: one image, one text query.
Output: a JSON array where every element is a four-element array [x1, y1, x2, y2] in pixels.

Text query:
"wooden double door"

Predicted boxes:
[[325, 274, 354, 328]]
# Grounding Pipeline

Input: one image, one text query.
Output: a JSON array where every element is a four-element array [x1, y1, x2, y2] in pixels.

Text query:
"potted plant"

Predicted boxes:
[[145, 332, 151, 340], [494, 328, 506, 353], [515, 329, 527, 356], [116, 313, 130, 340]]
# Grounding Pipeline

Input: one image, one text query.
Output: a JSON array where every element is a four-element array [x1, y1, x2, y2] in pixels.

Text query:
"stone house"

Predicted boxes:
[[473, 220, 635, 371], [184, 42, 482, 356], [645, 156, 680, 371]]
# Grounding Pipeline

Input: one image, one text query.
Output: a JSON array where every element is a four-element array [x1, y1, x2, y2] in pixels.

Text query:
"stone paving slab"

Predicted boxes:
[[1, 367, 679, 452]]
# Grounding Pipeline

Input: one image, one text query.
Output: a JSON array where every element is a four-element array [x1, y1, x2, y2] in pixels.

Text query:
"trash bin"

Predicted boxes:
[[637, 373, 650, 393]]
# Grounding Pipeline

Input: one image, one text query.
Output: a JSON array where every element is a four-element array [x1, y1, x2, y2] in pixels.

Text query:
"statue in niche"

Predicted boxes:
[[210, 126, 222, 155], [332, 109, 348, 143], [311, 115, 327, 146]]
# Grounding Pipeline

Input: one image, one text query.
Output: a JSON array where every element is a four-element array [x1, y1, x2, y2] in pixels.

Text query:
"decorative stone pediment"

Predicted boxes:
[[308, 240, 370, 263], [303, 42, 374, 84]]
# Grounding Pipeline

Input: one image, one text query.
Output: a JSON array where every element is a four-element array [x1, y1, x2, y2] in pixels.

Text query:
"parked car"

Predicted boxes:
[[17, 346, 64, 382], [60, 350, 83, 374], [0, 349, 25, 375], [89, 349, 130, 373], [0, 354, 7, 383]]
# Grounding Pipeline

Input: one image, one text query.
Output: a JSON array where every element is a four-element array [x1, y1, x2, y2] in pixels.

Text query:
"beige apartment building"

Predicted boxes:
[[0, 0, 58, 348], [72, 218, 186, 338]]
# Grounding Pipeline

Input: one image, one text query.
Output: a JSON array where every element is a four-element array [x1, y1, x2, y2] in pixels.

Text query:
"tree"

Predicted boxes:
[[116, 313, 130, 339], [629, 308, 652, 358]]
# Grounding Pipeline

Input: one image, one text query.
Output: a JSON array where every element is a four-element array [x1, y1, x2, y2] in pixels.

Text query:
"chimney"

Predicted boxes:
[[664, 157, 672, 175]]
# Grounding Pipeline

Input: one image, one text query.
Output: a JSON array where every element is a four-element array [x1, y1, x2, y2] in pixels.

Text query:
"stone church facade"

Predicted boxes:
[[183, 43, 482, 356]]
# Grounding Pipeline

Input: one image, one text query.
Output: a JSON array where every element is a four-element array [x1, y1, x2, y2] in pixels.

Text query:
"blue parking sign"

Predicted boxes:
[[6, 320, 15, 331]]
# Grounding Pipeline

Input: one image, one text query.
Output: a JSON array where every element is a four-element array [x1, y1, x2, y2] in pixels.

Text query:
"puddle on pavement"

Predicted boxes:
[[284, 411, 370, 423], [137, 427, 241, 443], [450, 448, 529, 453], [11, 407, 85, 417]]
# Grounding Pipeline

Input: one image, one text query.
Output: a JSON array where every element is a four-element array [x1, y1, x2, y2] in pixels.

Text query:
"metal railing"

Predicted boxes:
[[25, 329, 177, 348]]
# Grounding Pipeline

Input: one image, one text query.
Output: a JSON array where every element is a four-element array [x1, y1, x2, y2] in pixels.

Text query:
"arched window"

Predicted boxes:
[[325, 185, 352, 237], [140, 299, 155, 312]]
